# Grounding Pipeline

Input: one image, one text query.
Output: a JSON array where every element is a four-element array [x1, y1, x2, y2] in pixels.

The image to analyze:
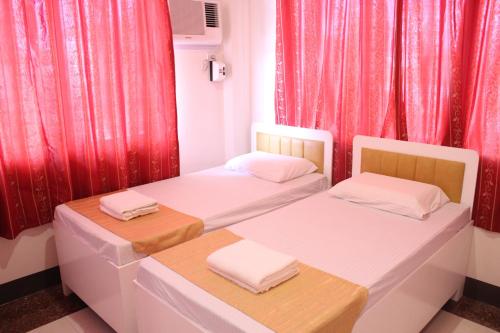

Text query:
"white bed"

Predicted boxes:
[[134, 135, 479, 333], [55, 167, 326, 266], [54, 123, 332, 333]]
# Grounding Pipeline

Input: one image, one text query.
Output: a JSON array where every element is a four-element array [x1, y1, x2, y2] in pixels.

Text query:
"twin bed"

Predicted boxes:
[[53, 123, 332, 333], [54, 123, 479, 333]]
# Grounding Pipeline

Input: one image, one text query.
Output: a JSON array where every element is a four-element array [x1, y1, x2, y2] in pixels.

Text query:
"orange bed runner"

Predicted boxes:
[[66, 192, 203, 255], [152, 229, 368, 333]]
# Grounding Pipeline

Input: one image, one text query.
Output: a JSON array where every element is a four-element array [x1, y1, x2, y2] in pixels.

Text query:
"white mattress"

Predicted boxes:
[[54, 166, 328, 266], [136, 192, 470, 333]]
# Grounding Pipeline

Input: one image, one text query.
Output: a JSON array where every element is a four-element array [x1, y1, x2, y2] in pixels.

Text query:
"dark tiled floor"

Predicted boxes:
[[444, 296, 500, 332], [0, 284, 86, 333]]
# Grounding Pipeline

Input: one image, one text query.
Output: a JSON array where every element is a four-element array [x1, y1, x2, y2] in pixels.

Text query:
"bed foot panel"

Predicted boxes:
[[451, 277, 465, 302], [353, 222, 473, 333], [135, 280, 204, 333], [53, 219, 140, 333], [61, 281, 73, 296]]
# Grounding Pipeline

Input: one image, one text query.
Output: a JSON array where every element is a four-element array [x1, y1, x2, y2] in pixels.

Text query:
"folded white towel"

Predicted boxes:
[[99, 190, 159, 221], [207, 240, 299, 294]]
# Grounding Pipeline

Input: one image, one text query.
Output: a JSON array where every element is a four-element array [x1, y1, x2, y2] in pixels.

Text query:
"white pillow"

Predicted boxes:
[[224, 151, 318, 183], [328, 172, 450, 219]]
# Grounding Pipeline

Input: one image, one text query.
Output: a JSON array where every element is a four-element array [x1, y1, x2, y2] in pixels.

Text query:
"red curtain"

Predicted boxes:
[[276, 0, 400, 184], [276, 0, 500, 232], [460, 0, 500, 231], [0, 0, 179, 239]]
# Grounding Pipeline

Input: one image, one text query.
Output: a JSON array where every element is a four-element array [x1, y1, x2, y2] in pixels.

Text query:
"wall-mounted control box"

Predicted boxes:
[[209, 61, 226, 82]]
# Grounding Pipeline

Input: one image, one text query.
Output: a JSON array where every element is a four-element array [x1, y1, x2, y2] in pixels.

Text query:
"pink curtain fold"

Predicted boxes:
[[276, 0, 399, 184], [0, 0, 179, 239], [461, 0, 500, 232], [399, 0, 465, 145], [276, 0, 500, 232]]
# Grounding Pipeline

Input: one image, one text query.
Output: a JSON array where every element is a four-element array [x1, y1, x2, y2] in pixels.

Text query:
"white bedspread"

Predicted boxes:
[[54, 166, 328, 266], [136, 191, 470, 333]]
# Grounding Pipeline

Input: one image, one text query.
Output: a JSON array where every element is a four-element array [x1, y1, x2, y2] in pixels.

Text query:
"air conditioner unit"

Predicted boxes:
[[168, 0, 222, 47]]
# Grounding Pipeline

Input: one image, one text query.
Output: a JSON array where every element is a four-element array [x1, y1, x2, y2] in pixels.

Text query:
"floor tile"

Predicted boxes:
[[0, 284, 86, 333], [444, 297, 500, 331], [28, 308, 115, 333], [28, 307, 497, 333], [423, 311, 498, 333]]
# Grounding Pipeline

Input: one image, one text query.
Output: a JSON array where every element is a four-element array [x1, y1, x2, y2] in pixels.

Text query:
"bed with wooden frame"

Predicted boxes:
[[133, 135, 479, 333], [53, 123, 333, 333]]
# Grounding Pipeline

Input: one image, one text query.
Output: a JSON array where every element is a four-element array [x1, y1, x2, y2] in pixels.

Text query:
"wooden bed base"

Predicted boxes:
[[133, 221, 473, 333]]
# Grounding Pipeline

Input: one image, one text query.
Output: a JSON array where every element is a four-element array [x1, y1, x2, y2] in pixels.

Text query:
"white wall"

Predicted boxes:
[[0, 224, 58, 284], [249, 0, 276, 124], [176, 0, 253, 173], [175, 47, 226, 174], [221, 0, 252, 159]]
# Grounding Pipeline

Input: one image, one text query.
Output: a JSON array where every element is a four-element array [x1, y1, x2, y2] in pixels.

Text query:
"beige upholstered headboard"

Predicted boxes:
[[256, 133, 325, 173], [252, 123, 333, 185], [352, 136, 479, 215], [360, 148, 465, 203]]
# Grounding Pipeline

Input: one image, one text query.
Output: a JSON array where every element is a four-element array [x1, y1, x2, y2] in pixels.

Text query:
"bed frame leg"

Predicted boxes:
[[452, 277, 465, 302], [61, 282, 73, 296]]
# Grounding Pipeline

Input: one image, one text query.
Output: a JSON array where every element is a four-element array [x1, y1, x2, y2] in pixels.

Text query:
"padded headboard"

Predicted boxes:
[[352, 136, 479, 216], [360, 148, 465, 203], [251, 123, 333, 185]]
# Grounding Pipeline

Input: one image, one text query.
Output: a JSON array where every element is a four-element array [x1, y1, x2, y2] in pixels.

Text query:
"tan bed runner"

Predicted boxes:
[[65, 192, 203, 255], [152, 229, 368, 333]]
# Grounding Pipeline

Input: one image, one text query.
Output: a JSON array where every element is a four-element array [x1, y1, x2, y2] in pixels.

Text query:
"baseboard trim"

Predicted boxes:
[[0, 267, 61, 305], [464, 277, 500, 308]]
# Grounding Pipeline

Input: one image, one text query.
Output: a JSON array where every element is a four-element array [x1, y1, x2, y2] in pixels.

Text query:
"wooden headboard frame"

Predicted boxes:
[[251, 123, 333, 186], [352, 135, 479, 218]]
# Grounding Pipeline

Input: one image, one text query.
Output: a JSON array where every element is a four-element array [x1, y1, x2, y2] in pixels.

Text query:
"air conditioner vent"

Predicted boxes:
[[204, 3, 219, 28], [168, 0, 222, 46]]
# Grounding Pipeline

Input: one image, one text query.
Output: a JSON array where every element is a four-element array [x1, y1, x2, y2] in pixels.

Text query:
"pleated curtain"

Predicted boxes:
[[0, 0, 180, 239], [276, 0, 499, 232]]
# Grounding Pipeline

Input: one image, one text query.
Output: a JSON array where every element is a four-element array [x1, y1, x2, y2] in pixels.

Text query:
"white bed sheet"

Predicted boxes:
[[54, 166, 328, 266], [136, 191, 470, 333]]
